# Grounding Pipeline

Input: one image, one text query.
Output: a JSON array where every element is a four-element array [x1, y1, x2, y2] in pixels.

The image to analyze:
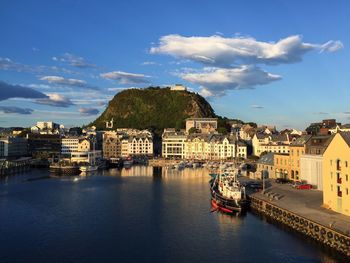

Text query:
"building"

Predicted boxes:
[[274, 153, 290, 180], [183, 133, 241, 160], [237, 141, 248, 159], [122, 134, 153, 157], [27, 134, 61, 158], [329, 124, 350, 134], [323, 132, 350, 216], [161, 129, 186, 159], [255, 152, 275, 179], [170, 84, 187, 91], [103, 131, 125, 159], [61, 137, 92, 156], [31, 121, 64, 135], [252, 133, 290, 157], [289, 135, 312, 181], [0, 136, 28, 158], [185, 118, 218, 134], [300, 154, 323, 190], [305, 135, 332, 155]]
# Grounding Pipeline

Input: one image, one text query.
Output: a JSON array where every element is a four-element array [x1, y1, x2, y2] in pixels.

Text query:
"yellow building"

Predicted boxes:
[[274, 153, 290, 180], [289, 135, 312, 181], [323, 132, 350, 216]]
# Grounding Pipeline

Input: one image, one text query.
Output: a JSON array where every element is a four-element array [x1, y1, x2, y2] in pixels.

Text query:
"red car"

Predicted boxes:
[[295, 183, 312, 190]]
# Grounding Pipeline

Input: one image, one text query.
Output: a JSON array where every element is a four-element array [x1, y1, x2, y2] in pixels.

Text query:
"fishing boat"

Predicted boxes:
[[123, 157, 133, 167], [210, 170, 249, 213]]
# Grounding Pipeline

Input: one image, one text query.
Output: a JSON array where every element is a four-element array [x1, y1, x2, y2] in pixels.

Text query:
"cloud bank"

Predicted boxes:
[[40, 76, 99, 90], [100, 71, 150, 84], [78, 107, 99, 116], [0, 81, 48, 101], [0, 106, 33, 115], [35, 93, 74, 107], [151, 34, 342, 97], [180, 66, 281, 97], [151, 34, 343, 67]]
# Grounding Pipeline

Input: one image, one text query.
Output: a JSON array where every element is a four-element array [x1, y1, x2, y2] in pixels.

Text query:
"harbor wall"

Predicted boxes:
[[250, 196, 350, 257]]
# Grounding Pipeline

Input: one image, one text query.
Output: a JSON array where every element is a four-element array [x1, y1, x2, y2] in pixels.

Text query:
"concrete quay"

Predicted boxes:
[[248, 180, 350, 256]]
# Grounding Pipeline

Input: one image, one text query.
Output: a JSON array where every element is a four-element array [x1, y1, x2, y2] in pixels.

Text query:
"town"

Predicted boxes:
[[1, 117, 350, 219]]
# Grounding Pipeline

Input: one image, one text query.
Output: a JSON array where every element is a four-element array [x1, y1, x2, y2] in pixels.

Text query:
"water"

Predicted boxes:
[[0, 166, 343, 262]]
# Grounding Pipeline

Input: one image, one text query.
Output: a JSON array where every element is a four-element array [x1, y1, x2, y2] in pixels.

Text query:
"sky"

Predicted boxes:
[[0, 0, 349, 129]]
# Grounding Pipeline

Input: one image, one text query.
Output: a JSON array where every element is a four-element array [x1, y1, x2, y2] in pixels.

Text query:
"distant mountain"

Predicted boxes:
[[91, 87, 216, 132]]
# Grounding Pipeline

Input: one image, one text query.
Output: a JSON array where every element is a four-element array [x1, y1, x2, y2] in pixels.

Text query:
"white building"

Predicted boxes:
[[170, 84, 187, 91], [31, 121, 64, 135], [300, 154, 323, 190], [252, 133, 290, 157], [162, 129, 186, 159], [0, 136, 28, 158], [61, 137, 92, 155]]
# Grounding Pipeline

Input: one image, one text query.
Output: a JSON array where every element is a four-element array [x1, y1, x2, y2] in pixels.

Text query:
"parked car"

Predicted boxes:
[[275, 178, 289, 184], [295, 183, 312, 190]]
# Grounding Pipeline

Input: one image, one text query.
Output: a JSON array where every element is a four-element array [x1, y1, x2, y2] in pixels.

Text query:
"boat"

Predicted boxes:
[[50, 162, 80, 175], [210, 170, 249, 213], [79, 165, 98, 172], [123, 157, 133, 167]]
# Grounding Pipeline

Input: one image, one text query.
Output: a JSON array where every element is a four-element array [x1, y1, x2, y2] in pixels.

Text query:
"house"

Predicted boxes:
[[274, 153, 290, 180], [255, 152, 275, 179], [322, 132, 350, 216], [289, 135, 312, 181]]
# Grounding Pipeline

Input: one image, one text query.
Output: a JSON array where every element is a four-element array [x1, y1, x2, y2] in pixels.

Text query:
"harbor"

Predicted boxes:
[[0, 167, 343, 262]]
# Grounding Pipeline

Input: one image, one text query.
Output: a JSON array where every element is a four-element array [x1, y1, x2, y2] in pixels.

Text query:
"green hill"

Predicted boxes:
[[91, 87, 216, 132]]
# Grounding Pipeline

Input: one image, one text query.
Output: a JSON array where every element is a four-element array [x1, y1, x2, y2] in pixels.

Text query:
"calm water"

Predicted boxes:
[[0, 166, 343, 262]]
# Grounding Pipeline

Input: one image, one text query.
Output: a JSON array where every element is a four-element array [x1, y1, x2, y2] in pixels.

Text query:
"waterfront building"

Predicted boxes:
[[289, 135, 312, 181], [121, 133, 153, 157], [0, 136, 28, 158], [185, 118, 218, 134], [103, 131, 125, 159], [252, 133, 290, 157], [255, 152, 275, 179], [27, 134, 61, 158], [161, 129, 186, 159], [274, 153, 291, 179], [323, 132, 350, 216], [70, 150, 102, 164], [184, 133, 240, 160]]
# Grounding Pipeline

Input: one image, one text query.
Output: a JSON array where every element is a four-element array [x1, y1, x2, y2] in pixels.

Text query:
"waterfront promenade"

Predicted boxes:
[[251, 181, 350, 236]]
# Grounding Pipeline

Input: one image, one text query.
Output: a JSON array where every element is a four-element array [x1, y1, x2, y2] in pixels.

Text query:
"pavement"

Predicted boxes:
[[240, 177, 350, 236]]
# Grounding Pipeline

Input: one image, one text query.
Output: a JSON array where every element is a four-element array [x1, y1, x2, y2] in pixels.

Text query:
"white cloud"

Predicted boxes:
[[100, 71, 150, 84], [53, 53, 96, 68], [35, 93, 74, 107], [180, 66, 281, 97], [251, 104, 264, 109], [151, 34, 343, 67], [40, 75, 99, 90], [141, 61, 161, 66]]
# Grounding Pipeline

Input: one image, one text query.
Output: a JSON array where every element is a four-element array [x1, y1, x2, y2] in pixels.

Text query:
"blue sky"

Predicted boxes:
[[0, 0, 349, 129]]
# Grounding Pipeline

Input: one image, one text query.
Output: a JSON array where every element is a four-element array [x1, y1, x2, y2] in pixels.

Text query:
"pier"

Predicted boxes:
[[0, 157, 32, 176], [249, 181, 350, 256]]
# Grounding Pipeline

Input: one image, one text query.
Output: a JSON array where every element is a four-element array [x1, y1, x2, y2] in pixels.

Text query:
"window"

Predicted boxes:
[[331, 185, 333, 191], [346, 161, 348, 168], [330, 160, 333, 166]]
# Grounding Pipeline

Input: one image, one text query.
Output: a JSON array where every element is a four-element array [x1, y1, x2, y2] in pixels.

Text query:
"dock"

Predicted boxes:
[[249, 181, 350, 256]]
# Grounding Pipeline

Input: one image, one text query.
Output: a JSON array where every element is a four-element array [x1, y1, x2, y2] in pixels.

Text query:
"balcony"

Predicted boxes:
[[337, 178, 342, 184], [338, 191, 342, 197]]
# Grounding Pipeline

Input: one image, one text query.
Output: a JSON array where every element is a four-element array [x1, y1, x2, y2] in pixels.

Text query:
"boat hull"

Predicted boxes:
[[210, 182, 249, 213]]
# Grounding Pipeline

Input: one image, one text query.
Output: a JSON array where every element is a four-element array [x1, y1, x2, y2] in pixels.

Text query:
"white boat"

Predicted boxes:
[[79, 165, 98, 172]]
